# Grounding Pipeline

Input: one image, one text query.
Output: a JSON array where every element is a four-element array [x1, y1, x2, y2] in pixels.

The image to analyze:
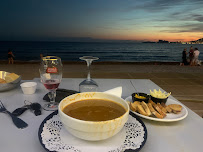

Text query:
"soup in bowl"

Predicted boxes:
[[58, 92, 129, 141]]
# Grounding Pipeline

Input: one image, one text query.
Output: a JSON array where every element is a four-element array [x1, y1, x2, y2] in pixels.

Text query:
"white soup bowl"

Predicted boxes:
[[58, 92, 129, 141]]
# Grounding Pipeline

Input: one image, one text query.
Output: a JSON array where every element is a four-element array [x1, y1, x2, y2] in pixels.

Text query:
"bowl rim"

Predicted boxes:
[[58, 92, 130, 124], [20, 82, 37, 87], [150, 95, 168, 100]]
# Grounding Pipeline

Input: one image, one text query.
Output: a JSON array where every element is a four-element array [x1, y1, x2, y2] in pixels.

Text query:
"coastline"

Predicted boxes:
[[1, 42, 203, 63]]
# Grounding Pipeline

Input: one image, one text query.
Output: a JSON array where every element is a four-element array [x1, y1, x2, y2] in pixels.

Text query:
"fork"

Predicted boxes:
[[0, 101, 28, 129]]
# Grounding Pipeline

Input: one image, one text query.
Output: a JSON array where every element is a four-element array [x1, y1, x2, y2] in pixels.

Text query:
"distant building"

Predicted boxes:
[[158, 40, 169, 43], [184, 38, 203, 44], [142, 41, 156, 43]]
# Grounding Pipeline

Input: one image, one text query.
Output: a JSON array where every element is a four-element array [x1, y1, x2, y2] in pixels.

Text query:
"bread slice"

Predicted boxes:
[[130, 102, 136, 111], [147, 103, 156, 113], [172, 110, 181, 114], [157, 103, 167, 113], [148, 103, 164, 118], [152, 103, 166, 118], [165, 105, 172, 113], [137, 105, 148, 116], [5, 73, 19, 83], [168, 104, 182, 112], [152, 111, 164, 119], [0, 78, 6, 83], [141, 101, 151, 116], [130, 101, 140, 112]]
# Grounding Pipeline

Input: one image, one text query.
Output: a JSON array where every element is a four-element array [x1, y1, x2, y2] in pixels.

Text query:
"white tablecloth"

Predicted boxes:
[[0, 78, 202, 152]]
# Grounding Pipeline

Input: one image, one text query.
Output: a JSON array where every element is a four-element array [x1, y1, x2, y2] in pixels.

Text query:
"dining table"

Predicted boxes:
[[0, 78, 203, 152]]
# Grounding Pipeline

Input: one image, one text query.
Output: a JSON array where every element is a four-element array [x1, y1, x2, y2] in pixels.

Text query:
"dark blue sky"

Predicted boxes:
[[0, 0, 203, 42]]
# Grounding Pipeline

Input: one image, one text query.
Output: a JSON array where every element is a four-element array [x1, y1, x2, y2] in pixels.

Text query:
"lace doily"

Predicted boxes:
[[39, 111, 147, 152]]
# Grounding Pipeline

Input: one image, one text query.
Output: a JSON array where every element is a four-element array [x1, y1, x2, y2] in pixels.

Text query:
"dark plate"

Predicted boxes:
[[38, 111, 147, 152], [43, 88, 79, 103]]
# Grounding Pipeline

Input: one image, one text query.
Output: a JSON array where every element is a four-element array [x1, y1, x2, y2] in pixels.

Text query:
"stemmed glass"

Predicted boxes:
[[39, 56, 63, 111], [79, 56, 99, 92]]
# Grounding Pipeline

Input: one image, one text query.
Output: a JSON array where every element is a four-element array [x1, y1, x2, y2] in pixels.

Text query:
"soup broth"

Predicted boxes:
[[62, 99, 126, 121]]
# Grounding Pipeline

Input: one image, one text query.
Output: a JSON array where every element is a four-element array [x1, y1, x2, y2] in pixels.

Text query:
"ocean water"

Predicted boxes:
[[0, 41, 203, 62]]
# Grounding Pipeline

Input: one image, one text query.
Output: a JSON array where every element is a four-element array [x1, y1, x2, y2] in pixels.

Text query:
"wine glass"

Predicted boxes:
[[39, 56, 63, 110], [79, 56, 99, 92]]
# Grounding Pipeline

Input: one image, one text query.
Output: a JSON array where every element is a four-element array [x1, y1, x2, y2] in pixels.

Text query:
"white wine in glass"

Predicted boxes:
[[39, 56, 63, 111]]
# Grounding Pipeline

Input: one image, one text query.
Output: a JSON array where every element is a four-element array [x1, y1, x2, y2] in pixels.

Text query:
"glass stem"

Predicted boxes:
[[87, 62, 91, 81], [48, 90, 56, 103]]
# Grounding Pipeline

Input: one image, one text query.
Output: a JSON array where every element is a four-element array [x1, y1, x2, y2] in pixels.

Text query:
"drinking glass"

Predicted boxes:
[[39, 56, 63, 110], [79, 56, 99, 92]]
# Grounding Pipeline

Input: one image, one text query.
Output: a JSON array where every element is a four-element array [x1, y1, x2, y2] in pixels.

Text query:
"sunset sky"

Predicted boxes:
[[0, 0, 203, 42]]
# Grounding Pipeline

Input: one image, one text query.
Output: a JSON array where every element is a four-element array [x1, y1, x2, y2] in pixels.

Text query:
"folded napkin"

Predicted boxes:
[[104, 86, 122, 98]]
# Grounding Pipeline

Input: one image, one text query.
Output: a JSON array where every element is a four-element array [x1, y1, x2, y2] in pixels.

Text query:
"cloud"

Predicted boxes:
[[172, 13, 203, 22], [155, 13, 203, 23], [159, 23, 203, 33], [190, 14, 203, 22], [127, 0, 186, 13], [96, 25, 131, 31]]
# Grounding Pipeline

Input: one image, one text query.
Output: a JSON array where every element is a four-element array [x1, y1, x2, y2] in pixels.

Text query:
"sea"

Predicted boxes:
[[0, 41, 203, 62]]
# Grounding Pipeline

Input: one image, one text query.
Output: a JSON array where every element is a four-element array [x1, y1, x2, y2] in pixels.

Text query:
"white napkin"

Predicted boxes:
[[104, 86, 122, 98]]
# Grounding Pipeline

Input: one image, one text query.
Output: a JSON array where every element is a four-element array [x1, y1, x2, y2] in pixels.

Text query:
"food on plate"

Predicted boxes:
[[62, 99, 126, 121], [168, 104, 182, 113], [172, 110, 180, 114], [5, 73, 20, 83], [165, 106, 172, 113], [137, 105, 148, 116], [128, 90, 183, 119], [157, 103, 167, 113], [149, 100, 167, 117], [141, 101, 151, 116], [152, 110, 164, 119], [129, 98, 183, 119], [151, 102, 166, 118], [134, 94, 146, 99], [161, 102, 172, 113], [147, 103, 163, 119], [130, 101, 140, 112], [150, 89, 171, 98], [129, 102, 136, 111], [0, 78, 6, 84], [147, 103, 156, 113]]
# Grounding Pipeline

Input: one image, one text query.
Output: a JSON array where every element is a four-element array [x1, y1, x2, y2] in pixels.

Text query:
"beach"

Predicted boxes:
[[1, 41, 203, 62], [1, 61, 203, 117]]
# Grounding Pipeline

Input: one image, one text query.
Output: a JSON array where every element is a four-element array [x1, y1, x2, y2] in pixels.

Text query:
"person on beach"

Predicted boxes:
[[192, 48, 200, 66], [8, 49, 15, 64], [189, 46, 194, 65], [180, 48, 189, 66], [40, 54, 43, 60]]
